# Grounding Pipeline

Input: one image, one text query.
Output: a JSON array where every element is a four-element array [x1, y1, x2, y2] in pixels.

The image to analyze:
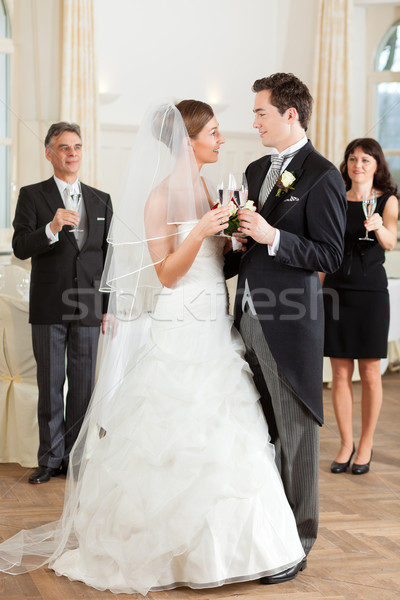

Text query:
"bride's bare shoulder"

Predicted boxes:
[[145, 178, 170, 213]]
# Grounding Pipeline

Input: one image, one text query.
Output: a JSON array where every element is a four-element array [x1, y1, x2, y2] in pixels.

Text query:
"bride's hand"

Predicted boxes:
[[194, 206, 230, 239]]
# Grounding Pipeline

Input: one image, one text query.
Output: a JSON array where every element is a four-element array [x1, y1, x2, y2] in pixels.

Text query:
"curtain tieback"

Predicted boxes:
[[1, 374, 22, 384]]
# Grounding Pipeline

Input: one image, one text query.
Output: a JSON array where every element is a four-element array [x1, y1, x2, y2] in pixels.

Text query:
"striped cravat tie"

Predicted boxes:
[[259, 155, 284, 210], [259, 149, 300, 210]]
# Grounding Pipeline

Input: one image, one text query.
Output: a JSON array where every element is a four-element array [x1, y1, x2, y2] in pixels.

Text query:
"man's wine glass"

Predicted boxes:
[[238, 173, 248, 207], [65, 192, 83, 233], [359, 190, 377, 241]]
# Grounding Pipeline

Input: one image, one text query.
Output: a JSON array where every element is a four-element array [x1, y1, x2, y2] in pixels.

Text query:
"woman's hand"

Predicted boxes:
[[371, 195, 399, 251], [364, 213, 383, 232], [193, 206, 230, 240]]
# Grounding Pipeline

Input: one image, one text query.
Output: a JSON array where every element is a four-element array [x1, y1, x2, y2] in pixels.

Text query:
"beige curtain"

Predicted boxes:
[[311, 0, 353, 165], [60, 0, 98, 186]]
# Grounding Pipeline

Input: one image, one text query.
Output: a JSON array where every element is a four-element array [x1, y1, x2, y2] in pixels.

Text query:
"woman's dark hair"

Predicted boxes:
[[175, 99, 214, 138], [252, 73, 313, 131], [340, 137, 398, 196]]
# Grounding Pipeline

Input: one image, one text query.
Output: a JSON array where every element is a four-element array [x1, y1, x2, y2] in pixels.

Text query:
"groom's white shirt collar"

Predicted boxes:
[[269, 134, 308, 169]]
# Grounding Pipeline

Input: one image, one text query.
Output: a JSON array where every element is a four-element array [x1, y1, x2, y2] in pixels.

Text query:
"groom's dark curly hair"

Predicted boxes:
[[252, 73, 313, 131]]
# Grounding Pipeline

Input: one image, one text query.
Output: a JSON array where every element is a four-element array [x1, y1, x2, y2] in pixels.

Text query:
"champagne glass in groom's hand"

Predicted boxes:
[[239, 172, 248, 207]]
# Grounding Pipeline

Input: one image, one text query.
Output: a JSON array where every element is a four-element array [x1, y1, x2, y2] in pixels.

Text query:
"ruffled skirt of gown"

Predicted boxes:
[[51, 236, 304, 595]]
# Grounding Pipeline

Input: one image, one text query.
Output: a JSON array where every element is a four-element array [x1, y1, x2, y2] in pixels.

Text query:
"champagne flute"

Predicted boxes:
[[217, 174, 236, 206], [232, 173, 248, 250], [65, 192, 83, 233], [215, 178, 229, 237], [238, 172, 248, 207], [359, 190, 377, 241], [229, 172, 241, 207]]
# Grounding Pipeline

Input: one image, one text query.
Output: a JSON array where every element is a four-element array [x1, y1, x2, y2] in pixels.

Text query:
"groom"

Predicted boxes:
[[227, 73, 347, 584]]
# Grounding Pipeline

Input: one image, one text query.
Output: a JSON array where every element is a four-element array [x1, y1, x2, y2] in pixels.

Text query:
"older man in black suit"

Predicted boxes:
[[12, 122, 113, 484], [227, 73, 347, 584]]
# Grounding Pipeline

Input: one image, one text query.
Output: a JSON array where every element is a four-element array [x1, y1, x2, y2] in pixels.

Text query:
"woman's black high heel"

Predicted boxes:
[[330, 444, 355, 473], [352, 450, 373, 475]]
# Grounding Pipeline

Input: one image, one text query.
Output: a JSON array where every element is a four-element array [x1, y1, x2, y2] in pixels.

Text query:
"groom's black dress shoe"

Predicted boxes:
[[260, 558, 307, 585], [28, 466, 62, 484]]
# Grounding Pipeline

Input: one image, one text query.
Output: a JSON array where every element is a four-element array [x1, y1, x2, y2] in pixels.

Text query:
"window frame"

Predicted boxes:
[[369, 18, 400, 187]]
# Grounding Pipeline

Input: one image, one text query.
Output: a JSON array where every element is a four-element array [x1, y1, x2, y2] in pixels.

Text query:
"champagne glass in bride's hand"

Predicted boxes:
[[215, 174, 238, 238], [359, 190, 377, 241], [217, 173, 235, 206], [65, 193, 83, 232]]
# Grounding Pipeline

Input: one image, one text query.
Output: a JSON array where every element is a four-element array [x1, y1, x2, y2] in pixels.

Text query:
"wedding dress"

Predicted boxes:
[[49, 224, 305, 595]]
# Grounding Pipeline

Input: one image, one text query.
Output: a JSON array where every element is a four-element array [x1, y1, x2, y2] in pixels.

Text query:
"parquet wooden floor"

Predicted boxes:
[[1, 370, 399, 600]]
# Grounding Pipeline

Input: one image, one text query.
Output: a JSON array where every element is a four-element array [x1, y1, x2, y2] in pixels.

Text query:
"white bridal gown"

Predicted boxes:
[[51, 225, 305, 595]]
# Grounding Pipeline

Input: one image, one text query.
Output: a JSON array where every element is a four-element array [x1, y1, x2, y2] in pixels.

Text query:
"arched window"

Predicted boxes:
[[374, 19, 400, 189], [0, 0, 12, 229]]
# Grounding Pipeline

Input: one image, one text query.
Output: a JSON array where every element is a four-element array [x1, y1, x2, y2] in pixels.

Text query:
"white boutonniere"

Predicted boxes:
[[276, 171, 296, 198]]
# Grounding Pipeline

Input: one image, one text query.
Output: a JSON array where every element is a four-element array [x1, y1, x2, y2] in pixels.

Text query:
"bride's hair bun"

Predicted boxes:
[[175, 100, 214, 138], [152, 100, 215, 149]]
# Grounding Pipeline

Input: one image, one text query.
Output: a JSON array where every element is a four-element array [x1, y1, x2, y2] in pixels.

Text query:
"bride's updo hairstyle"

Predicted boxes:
[[175, 99, 214, 138], [152, 100, 214, 153]]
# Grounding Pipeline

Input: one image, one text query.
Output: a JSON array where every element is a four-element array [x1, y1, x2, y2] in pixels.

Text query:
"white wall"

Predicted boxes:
[[96, 0, 291, 132], [95, 0, 319, 198], [95, 0, 319, 132]]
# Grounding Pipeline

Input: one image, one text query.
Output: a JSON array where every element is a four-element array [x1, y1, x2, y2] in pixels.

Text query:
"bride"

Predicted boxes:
[[0, 101, 304, 596]]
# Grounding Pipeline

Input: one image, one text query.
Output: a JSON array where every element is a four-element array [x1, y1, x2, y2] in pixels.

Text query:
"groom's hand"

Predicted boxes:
[[237, 209, 277, 246], [226, 234, 248, 253]]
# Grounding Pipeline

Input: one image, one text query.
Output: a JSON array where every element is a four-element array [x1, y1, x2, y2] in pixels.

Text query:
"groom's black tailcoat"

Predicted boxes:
[[226, 141, 347, 424]]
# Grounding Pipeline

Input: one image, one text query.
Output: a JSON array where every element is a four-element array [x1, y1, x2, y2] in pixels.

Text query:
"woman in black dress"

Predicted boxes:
[[323, 138, 398, 475]]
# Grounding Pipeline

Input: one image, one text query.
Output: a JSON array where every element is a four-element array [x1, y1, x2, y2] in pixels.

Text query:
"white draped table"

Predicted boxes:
[[0, 264, 38, 467], [382, 278, 400, 373]]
